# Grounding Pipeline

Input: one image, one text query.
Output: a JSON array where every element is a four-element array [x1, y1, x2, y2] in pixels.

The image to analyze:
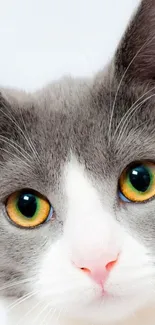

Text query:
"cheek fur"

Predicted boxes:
[[36, 240, 98, 306]]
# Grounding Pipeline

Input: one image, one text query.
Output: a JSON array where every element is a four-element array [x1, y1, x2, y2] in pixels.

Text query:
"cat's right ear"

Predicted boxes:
[[115, 0, 155, 83]]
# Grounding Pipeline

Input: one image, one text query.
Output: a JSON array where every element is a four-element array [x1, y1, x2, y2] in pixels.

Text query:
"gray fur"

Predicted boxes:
[[0, 0, 154, 307]]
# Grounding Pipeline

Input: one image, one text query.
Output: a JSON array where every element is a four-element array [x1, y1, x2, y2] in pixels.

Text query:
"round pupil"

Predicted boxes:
[[17, 193, 37, 218], [128, 165, 151, 192]]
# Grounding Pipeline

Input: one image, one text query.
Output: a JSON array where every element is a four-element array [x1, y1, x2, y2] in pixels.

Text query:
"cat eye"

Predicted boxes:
[[6, 190, 54, 228], [118, 161, 155, 203]]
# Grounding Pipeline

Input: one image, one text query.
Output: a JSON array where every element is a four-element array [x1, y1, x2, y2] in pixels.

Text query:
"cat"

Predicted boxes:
[[1, 0, 155, 324]]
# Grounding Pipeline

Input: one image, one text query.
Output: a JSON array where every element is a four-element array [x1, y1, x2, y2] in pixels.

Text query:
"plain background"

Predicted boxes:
[[0, 0, 140, 91]]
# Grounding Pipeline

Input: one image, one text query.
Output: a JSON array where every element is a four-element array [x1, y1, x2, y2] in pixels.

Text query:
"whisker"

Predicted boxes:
[[55, 307, 63, 324], [19, 109, 41, 166], [112, 85, 155, 142], [109, 64, 113, 120], [0, 134, 34, 161], [116, 121, 146, 156], [0, 105, 39, 165], [16, 299, 42, 325], [0, 136, 33, 164], [41, 304, 55, 324], [32, 302, 50, 325], [46, 307, 58, 325], [7, 290, 39, 311], [0, 147, 33, 170], [0, 277, 33, 293], [116, 93, 155, 146], [7, 292, 34, 310]]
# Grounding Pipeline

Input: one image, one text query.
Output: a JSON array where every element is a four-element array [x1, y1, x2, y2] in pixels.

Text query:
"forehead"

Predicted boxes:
[[1, 77, 155, 193]]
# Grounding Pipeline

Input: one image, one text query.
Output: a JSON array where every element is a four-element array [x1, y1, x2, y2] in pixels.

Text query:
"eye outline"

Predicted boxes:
[[118, 190, 131, 203], [118, 160, 155, 204], [5, 188, 55, 229]]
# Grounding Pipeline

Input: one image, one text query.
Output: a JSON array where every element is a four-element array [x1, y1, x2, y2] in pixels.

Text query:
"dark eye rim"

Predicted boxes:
[[119, 160, 153, 174], [118, 160, 155, 205], [4, 188, 55, 230]]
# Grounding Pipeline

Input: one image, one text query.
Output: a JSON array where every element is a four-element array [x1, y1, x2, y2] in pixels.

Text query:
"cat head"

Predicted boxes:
[[1, 0, 155, 323]]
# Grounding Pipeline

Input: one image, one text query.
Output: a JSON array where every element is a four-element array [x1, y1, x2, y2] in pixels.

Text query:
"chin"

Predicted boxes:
[[48, 287, 155, 325], [35, 284, 155, 325], [56, 286, 155, 324]]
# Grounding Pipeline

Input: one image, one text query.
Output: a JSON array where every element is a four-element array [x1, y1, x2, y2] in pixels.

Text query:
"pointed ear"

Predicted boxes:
[[115, 0, 155, 82]]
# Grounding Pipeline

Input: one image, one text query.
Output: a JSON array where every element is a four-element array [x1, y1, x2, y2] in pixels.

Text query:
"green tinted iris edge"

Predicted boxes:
[[126, 165, 154, 195]]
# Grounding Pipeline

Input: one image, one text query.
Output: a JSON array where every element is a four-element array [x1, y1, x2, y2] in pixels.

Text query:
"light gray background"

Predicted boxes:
[[0, 0, 140, 90]]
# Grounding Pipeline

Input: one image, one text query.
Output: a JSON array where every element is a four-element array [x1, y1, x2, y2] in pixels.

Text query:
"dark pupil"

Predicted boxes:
[[129, 165, 151, 192], [17, 193, 37, 218]]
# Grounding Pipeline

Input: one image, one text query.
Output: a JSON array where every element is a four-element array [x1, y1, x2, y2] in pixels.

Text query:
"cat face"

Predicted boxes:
[[1, 0, 155, 324]]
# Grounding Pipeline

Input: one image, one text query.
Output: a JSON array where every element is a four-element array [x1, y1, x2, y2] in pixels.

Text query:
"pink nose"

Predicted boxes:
[[75, 258, 118, 286]]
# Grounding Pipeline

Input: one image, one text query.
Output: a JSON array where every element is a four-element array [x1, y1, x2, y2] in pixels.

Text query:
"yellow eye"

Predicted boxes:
[[119, 162, 155, 202], [6, 190, 53, 228]]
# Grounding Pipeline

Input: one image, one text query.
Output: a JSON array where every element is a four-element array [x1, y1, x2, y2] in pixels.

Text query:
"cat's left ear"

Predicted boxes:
[[115, 0, 155, 83]]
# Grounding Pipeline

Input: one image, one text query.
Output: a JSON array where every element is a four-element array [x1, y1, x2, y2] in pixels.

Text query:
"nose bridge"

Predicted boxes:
[[64, 158, 121, 287], [71, 204, 117, 239], [73, 243, 119, 271], [72, 213, 121, 259]]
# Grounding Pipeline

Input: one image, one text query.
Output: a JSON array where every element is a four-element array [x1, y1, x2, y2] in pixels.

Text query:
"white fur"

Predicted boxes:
[[2, 157, 155, 325]]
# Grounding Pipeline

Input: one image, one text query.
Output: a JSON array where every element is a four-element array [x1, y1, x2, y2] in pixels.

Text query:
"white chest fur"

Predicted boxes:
[[1, 298, 155, 325]]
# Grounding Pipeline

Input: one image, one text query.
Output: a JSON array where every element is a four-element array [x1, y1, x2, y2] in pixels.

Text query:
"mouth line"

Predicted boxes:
[[100, 287, 107, 297]]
